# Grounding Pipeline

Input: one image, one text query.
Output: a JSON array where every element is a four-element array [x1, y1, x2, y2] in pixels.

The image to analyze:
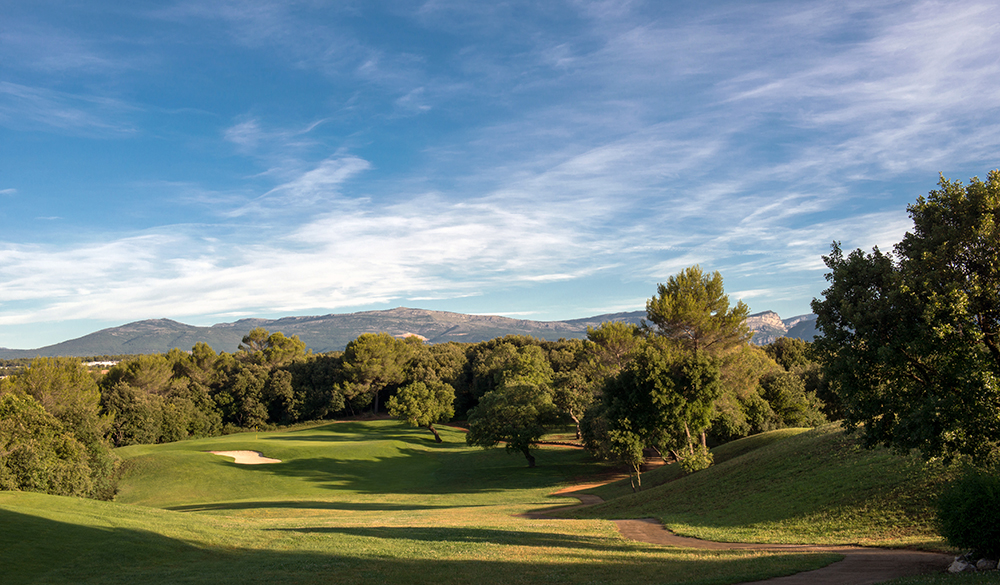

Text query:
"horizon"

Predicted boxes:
[[0, 304, 816, 352], [3, 1, 998, 348]]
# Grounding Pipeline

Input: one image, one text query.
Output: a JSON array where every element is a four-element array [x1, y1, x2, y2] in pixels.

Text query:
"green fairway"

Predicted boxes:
[[1, 420, 840, 585], [571, 424, 957, 549]]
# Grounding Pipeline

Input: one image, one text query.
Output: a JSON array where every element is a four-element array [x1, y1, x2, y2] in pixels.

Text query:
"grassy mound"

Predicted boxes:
[[588, 428, 812, 501], [571, 424, 958, 548], [0, 420, 837, 585]]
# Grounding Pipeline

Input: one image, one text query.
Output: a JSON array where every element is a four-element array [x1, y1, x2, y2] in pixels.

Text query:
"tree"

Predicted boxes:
[[466, 381, 558, 467], [812, 171, 1000, 464], [645, 266, 751, 353], [0, 392, 96, 497], [386, 380, 455, 442], [585, 338, 722, 486], [238, 328, 307, 367], [586, 321, 643, 376], [0, 360, 119, 499], [340, 333, 412, 414], [644, 266, 751, 450], [764, 337, 812, 371]]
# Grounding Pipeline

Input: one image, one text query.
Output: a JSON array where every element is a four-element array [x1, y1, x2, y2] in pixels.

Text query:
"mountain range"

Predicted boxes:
[[0, 307, 818, 359]]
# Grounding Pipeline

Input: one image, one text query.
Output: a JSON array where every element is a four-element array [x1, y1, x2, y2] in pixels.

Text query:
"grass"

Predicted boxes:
[[0, 420, 839, 585], [569, 424, 959, 549], [587, 428, 813, 501]]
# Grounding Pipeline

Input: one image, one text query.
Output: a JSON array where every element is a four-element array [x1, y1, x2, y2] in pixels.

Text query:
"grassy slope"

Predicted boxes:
[[588, 428, 813, 501], [0, 420, 836, 585], [571, 424, 958, 549]]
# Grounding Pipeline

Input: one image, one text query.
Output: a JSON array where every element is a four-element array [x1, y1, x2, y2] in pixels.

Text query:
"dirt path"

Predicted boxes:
[[530, 489, 952, 585]]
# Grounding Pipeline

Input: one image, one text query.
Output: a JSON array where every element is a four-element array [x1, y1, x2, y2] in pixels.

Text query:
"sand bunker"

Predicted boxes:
[[209, 450, 282, 464]]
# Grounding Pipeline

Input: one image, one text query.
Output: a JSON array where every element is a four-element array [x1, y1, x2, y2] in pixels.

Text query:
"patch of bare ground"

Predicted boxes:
[[208, 450, 282, 464]]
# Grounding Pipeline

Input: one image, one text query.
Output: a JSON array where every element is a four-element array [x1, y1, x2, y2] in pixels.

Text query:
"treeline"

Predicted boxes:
[[0, 267, 830, 498]]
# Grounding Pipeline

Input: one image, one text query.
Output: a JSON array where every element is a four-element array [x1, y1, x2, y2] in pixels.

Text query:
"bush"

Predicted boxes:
[[937, 470, 1000, 557], [680, 444, 714, 474]]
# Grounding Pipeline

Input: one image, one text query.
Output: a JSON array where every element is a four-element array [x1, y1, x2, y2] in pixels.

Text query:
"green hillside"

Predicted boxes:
[[0, 420, 837, 585], [570, 424, 957, 549]]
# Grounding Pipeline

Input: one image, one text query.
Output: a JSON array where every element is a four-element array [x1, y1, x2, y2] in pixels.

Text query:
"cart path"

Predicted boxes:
[[527, 489, 952, 585]]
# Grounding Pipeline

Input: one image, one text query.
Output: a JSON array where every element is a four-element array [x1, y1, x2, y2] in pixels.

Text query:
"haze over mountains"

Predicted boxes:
[[0, 308, 818, 359]]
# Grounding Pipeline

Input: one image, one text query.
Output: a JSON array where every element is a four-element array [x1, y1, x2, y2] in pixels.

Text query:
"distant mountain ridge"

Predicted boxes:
[[0, 307, 819, 359], [745, 311, 819, 345]]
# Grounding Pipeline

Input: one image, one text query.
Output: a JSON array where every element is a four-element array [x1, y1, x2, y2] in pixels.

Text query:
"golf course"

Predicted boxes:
[[0, 419, 982, 585]]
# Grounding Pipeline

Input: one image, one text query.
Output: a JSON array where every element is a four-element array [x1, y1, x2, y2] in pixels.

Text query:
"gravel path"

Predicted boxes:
[[528, 489, 952, 585]]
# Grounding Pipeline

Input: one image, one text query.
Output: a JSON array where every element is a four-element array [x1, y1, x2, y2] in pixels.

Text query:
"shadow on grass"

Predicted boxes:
[[264, 421, 449, 445], [166, 500, 469, 512], [230, 442, 604, 496], [271, 525, 640, 553], [0, 507, 837, 585]]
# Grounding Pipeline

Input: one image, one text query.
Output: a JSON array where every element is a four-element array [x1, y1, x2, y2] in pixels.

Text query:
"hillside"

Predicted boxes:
[[0, 307, 819, 359], [570, 424, 954, 548], [0, 421, 834, 585]]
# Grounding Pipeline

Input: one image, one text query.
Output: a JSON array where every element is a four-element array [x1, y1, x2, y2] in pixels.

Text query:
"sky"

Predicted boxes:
[[1, 0, 999, 349]]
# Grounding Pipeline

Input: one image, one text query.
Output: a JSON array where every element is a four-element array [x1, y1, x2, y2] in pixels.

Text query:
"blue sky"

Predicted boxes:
[[1, 0, 998, 349]]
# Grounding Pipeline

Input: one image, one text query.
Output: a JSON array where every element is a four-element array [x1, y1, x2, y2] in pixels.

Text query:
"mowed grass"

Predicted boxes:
[[570, 424, 959, 549], [0, 420, 838, 585]]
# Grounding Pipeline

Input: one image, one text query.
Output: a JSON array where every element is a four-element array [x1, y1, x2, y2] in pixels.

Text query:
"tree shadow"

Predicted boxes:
[[166, 500, 468, 512], [264, 421, 450, 445], [228, 440, 604, 496], [271, 525, 640, 553], [0, 506, 836, 585]]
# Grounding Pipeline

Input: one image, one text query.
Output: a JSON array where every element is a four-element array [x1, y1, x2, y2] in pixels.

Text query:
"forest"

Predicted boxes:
[[0, 266, 830, 499]]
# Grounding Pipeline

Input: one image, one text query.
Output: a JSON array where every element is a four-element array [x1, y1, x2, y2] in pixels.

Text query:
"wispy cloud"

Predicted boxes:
[[2, 0, 998, 346], [0, 81, 136, 135]]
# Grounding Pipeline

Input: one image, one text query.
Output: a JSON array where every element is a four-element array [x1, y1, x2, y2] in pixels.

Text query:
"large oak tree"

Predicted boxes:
[[813, 171, 1000, 464]]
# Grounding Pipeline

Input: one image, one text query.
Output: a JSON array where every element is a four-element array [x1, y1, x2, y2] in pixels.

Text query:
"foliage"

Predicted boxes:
[[679, 444, 714, 474], [339, 333, 413, 414], [0, 391, 116, 500], [586, 321, 643, 376], [238, 328, 308, 367], [466, 381, 558, 467], [645, 265, 751, 353], [710, 344, 783, 442], [582, 267, 819, 483], [386, 380, 455, 442], [937, 470, 1000, 557], [763, 337, 813, 371], [585, 337, 722, 485], [1, 358, 119, 499], [758, 371, 826, 428], [101, 382, 164, 447], [812, 171, 1000, 464]]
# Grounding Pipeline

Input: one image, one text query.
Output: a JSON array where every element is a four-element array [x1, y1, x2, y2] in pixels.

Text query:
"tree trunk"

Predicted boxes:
[[685, 423, 694, 455], [701, 431, 707, 449], [522, 446, 536, 468], [428, 424, 442, 443], [629, 463, 642, 492], [571, 413, 581, 440]]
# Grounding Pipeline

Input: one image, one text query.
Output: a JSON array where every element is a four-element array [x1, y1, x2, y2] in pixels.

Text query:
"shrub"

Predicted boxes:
[[937, 470, 1000, 557], [680, 444, 714, 474]]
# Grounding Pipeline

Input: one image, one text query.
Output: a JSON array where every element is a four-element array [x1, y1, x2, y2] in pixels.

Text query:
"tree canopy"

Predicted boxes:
[[645, 265, 751, 353], [386, 380, 455, 443], [813, 170, 1000, 464]]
